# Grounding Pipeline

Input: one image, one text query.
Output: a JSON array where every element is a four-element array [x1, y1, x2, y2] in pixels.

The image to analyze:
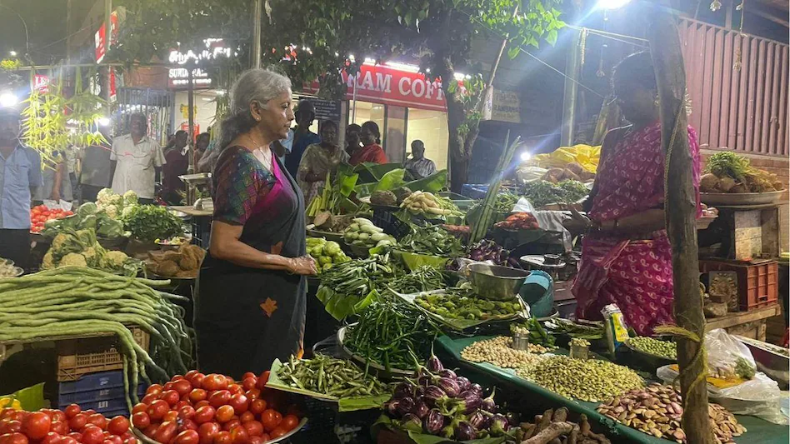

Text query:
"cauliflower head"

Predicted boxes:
[[41, 252, 54, 269], [96, 188, 116, 205], [52, 233, 69, 251], [123, 190, 139, 206], [59, 253, 88, 267], [121, 205, 136, 220], [103, 205, 119, 219], [104, 250, 128, 269]]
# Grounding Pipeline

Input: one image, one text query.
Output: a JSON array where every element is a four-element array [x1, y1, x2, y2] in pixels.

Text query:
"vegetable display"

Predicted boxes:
[[382, 355, 514, 440], [343, 218, 396, 251], [400, 192, 461, 217], [627, 337, 677, 360], [42, 202, 126, 240], [132, 371, 302, 444], [544, 318, 605, 340], [122, 205, 184, 243], [30, 205, 73, 233], [305, 238, 350, 273], [414, 289, 522, 321], [386, 266, 445, 294], [522, 180, 588, 208], [517, 356, 644, 402], [0, 267, 192, 406], [146, 244, 206, 279], [97, 188, 139, 220], [316, 255, 396, 320], [276, 354, 389, 398], [597, 383, 745, 443], [397, 226, 464, 257], [344, 297, 438, 372], [41, 229, 143, 277], [0, 407, 134, 444], [701, 152, 783, 193], [509, 318, 556, 347], [448, 239, 520, 269], [460, 336, 551, 369], [494, 212, 539, 230]]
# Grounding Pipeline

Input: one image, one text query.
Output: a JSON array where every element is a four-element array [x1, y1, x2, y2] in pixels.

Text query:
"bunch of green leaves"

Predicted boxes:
[[522, 180, 588, 208], [397, 226, 464, 257], [122, 205, 184, 242], [704, 151, 752, 182]]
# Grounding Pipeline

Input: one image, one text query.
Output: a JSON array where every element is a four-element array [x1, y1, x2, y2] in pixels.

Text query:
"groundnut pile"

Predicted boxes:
[[597, 383, 746, 443], [460, 337, 551, 369]]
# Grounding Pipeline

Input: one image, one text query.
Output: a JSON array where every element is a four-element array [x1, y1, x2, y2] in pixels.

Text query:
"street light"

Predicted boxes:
[[520, 151, 532, 162], [9, 51, 17, 57], [597, 0, 631, 9], [97, 117, 111, 127], [0, 91, 18, 108]]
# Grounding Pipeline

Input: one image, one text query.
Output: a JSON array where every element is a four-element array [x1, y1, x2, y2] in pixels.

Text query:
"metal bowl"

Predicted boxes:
[[467, 263, 529, 300]]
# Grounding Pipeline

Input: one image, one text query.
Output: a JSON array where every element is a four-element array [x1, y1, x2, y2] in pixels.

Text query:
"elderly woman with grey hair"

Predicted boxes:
[[195, 69, 317, 378]]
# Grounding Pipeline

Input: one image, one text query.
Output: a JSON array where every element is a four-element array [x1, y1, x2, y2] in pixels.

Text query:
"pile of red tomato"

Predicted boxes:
[[30, 205, 73, 233], [0, 407, 133, 444], [131, 371, 301, 444]]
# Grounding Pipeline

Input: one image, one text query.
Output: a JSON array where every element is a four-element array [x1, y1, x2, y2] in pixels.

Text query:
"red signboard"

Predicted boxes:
[[307, 64, 447, 112], [33, 75, 49, 93], [95, 12, 119, 63]]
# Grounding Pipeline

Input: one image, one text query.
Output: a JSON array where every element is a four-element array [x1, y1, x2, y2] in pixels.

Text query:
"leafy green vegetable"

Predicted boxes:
[[122, 205, 183, 242], [704, 151, 751, 182], [522, 180, 588, 208]]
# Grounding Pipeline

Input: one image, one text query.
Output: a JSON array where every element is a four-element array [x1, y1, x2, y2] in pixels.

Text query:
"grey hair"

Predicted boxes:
[[218, 68, 292, 151]]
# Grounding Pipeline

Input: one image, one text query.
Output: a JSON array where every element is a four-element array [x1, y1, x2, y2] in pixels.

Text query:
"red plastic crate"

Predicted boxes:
[[700, 260, 779, 311]]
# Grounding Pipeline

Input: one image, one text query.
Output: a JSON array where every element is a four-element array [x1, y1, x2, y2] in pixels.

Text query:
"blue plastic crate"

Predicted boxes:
[[58, 371, 124, 394], [58, 384, 146, 407], [65, 398, 128, 414]]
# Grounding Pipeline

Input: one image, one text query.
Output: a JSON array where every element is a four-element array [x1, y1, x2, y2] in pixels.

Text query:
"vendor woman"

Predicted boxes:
[[195, 69, 317, 379], [567, 51, 701, 336]]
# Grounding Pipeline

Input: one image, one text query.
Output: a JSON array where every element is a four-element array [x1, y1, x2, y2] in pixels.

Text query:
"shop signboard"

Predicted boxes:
[[306, 64, 447, 112], [482, 88, 521, 123], [169, 68, 212, 88], [309, 99, 342, 122], [33, 75, 49, 93], [94, 11, 119, 63]]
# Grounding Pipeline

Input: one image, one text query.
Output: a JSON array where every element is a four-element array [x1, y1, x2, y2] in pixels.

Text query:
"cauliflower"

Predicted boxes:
[[96, 188, 116, 205], [59, 253, 88, 267], [52, 233, 69, 251], [121, 205, 136, 220], [104, 250, 128, 269], [41, 252, 54, 269], [82, 247, 100, 266], [123, 190, 139, 206], [110, 194, 123, 206], [103, 205, 119, 219]]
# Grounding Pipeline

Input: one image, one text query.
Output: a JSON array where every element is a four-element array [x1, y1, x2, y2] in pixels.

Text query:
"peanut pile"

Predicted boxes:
[[460, 336, 551, 368]]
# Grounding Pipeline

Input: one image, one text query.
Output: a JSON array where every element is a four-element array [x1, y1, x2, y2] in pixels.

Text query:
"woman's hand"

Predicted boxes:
[[563, 206, 593, 235], [288, 255, 318, 275]]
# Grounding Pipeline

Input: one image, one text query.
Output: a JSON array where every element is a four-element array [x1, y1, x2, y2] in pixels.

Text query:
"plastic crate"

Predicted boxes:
[[57, 371, 147, 415], [371, 208, 411, 239], [700, 260, 779, 311], [56, 327, 150, 381]]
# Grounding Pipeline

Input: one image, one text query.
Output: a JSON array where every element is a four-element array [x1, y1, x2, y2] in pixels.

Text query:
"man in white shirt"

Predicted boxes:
[[109, 113, 165, 204]]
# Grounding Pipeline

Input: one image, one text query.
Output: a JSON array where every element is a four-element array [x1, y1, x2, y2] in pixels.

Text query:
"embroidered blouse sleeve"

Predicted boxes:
[[212, 149, 275, 225]]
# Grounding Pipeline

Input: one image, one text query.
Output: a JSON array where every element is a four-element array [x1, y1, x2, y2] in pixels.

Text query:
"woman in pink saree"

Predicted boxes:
[[568, 52, 701, 336]]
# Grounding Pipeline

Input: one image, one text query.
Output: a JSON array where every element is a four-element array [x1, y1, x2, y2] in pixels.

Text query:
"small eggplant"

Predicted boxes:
[[400, 414, 422, 433], [505, 411, 520, 426], [490, 414, 508, 437], [423, 409, 445, 435], [456, 390, 482, 415], [468, 383, 484, 395], [411, 400, 430, 419], [423, 386, 447, 407], [417, 374, 432, 387], [455, 421, 477, 441], [456, 376, 471, 391], [384, 399, 400, 417], [481, 388, 497, 413], [393, 381, 414, 400], [467, 410, 489, 430], [396, 397, 415, 417], [438, 369, 457, 379], [437, 377, 461, 398], [426, 355, 444, 372]]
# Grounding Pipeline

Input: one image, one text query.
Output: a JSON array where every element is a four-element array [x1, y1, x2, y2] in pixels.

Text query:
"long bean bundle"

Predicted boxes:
[[0, 267, 192, 408]]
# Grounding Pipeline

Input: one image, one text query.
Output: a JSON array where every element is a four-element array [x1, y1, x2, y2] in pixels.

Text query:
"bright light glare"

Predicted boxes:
[[520, 152, 532, 162], [216, 90, 225, 96], [97, 117, 111, 126], [9, 51, 17, 57], [597, 0, 631, 9], [0, 91, 18, 108]]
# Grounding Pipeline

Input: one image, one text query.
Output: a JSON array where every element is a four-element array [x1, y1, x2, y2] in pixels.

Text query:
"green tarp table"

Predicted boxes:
[[436, 335, 789, 444]]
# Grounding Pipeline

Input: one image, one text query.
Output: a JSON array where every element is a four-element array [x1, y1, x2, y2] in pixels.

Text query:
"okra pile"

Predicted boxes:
[[277, 354, 389, 398]]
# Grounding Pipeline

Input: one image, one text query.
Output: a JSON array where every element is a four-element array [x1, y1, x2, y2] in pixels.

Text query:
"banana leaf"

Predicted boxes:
[[405, 169, 448, 193], [372, 415, 508, 444], [316, 285, 379, 321], [354, 163, 404, 183], [354, 169, 406, 197]]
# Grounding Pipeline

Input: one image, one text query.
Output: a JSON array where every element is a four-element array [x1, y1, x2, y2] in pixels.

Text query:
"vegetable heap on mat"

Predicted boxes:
[[41, 228, 143, 277], [0, 267, 192, 408]]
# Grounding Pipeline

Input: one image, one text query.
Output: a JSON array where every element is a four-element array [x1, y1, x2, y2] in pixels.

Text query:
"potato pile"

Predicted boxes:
[[147, 243, 205, 278], [701, 152, 783, 193]]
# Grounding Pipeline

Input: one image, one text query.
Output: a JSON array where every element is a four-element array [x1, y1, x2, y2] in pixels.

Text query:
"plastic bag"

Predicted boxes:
[[656, 329, 788, 424]]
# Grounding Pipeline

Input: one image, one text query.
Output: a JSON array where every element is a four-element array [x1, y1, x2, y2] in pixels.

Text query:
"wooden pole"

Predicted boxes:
[[647, 7, 714, 444], [252, 0, 263, 68]]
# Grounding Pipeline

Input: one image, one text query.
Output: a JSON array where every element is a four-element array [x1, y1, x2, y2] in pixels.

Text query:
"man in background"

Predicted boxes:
[[404, 140, 436, 179], [161, 130, 189, 204], [284, 100, 320, 179], [80, 125, 113, 203], [0, 107, 42, 270], [109, 113, 165, 205]]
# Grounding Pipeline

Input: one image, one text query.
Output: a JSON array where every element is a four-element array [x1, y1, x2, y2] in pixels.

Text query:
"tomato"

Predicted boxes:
[[196, 423, 219, 444], [240, 422, 261, 438], [220, 421, 238, 433], [67, 432, 82, 442], [60, 437, 78, 444], [281, 415, 299, 433], [47, 411, 67, 424], [176, 400, 191, 410], [173, 430, 199, 444], [228, 426, 247, 444], [179, 420, 197, 433], [194, 401, 210, 411], [0, 421, 21, 435], [226, 385, 242, 396], [147, 401, 170, 421], [163, 382, 175, 392], [211, 432, 231, 444], [0, 432, 29, 444], [163, 412, 178, 423], [193, 407, 215, 425], [268, 427, 287, 440], [213, 407, 233, 425], [153, 421, 177, 444], [189, 374, 206, 390], [259, 434, 269, 443], [172, 380, 193, 397], [160, 390, 180, 407], [201, 375, 227, 392], [130, 413, 149, 430], [239, 379, 255, 392], [237, 413, 253, 425], [51, 421, 69, 436], [131, 404, 148, 416], [185, 371, 199, 380], [142, 425, 158, 440], [260, 410, 280, 434], [123, 438, 137, 444], [86, 414, 107, 431], [41, 432, 62, 444], [103, 435, 123, 444], [146, 385, 164, 397], [247, 438, 263, 444], [246, 400, 263, 416], [244, 389, 259, 402], [23, 412, 52, 439], [255, 372, 269, 391], [188, 390, 207, 404], [227, 395, 248, 415], [81, 426, 104, 444], [208, 392, 231, 409], [107, 417, 129, 436], [141, 394, 158, 406]]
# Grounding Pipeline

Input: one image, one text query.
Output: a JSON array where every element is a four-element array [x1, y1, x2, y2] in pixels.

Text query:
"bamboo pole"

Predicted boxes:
[[647, 7, 714, 444]]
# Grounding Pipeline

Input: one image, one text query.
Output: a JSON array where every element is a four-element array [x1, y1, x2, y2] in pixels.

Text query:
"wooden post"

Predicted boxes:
[[647, 8, 714, 444]]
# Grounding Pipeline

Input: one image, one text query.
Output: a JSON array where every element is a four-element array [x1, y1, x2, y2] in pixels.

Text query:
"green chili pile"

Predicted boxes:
[[316, 255, 398, 320], [387, 265, 445, 294], [345, 297, 439, 373], [0, 267, 192, 407], [277, 354, 389, 398]]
